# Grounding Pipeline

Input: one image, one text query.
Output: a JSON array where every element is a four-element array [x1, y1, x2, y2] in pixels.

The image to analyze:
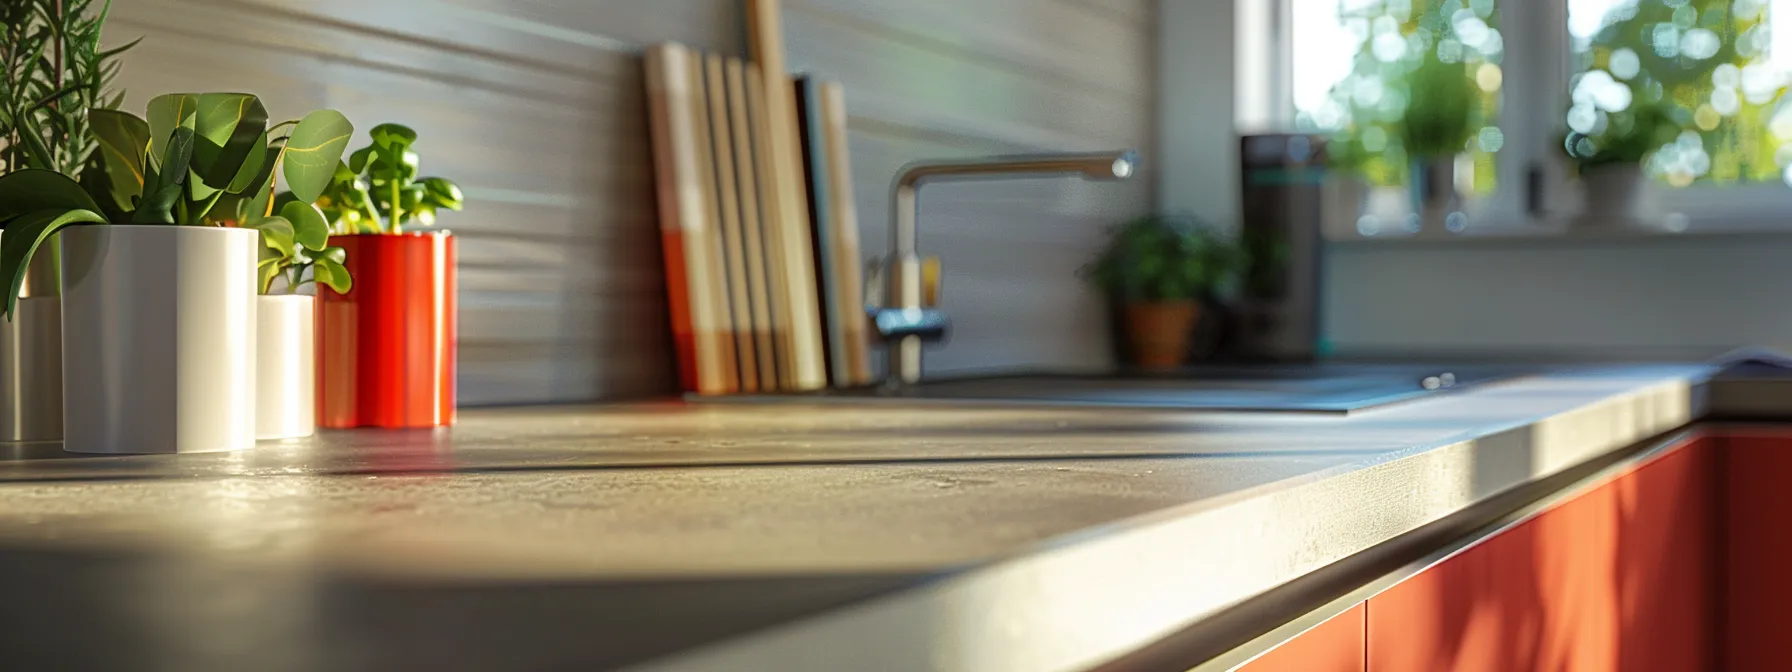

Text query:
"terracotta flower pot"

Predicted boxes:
[[316, 232, 457, 428], [1125, 300, 1200, 371]]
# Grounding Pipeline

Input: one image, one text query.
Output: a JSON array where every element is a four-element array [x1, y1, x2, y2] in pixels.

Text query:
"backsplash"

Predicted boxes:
[[109, 0, 1154, 404], [1325, 237, 1792, 359]]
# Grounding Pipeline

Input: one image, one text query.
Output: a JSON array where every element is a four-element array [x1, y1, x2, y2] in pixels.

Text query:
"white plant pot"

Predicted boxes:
[[0, 296, 61, 442], [256, 295, 315, 440], [1579, 163, 1654, 225], [60, 226, 259, 454]]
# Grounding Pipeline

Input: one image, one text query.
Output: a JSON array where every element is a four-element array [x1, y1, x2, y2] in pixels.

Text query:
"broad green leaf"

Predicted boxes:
[[192, 93, 269, 189], [145, 93, 197, 171], [412, 203, 437, 227], [0, 170, 104, 223], [241, 181, 273, 225], [280, 200, 329, 251], [222, 131, 269, 194], [131, 183, 181, 224], [250, 215, 295, 259], [155, 126, 196, 192], [0, 209, 106, 319], [88, 109, 150, 211], [313, 255, 352, 294], [369, 123, 416, 153], [421, 177, 464, 210], [315, 245, 347, 266], [237, 145, 281, 207], [347, 145, 374, 174], [187, 169, 218, 202], [257, 246, 283, 294], [283, 110, 354, 203]]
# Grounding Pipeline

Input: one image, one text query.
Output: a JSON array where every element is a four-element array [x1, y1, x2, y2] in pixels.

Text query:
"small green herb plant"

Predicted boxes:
[[315, 123, 463, 235], [1562, 101, 1678, 171], [1, 0, 137, 177], [0, 92, 353, 317], [1401, 52, 1477, 159], [1082, 214, 1243, 302]]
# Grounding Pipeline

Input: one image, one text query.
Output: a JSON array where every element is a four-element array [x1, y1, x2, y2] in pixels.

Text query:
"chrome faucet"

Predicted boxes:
[[870, 150, 1140, 389]]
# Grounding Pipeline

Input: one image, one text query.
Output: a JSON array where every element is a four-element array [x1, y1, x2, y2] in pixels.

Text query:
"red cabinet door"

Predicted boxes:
[[1237, 603, 1365, 672], [1366, 436, 1716, 672], [1722, 430, 1792, 670]]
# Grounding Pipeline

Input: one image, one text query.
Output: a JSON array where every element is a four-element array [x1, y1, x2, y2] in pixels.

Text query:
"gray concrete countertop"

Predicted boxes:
[[0, 365, 1712, 671]]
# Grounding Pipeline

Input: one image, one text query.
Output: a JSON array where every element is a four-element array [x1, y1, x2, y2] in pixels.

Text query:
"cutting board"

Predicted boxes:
[[746, 0, 828, 392], [728, 60, 781, 391], [703, 53, 759, 392], [643, 43, 735, 395]]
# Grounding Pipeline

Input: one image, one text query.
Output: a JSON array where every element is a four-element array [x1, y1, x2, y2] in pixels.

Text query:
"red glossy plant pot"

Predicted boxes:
[[317, 232, 457, 428]]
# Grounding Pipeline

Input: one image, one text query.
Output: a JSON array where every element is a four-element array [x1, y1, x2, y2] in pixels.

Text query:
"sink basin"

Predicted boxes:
[[712, 364, 1536, 414]]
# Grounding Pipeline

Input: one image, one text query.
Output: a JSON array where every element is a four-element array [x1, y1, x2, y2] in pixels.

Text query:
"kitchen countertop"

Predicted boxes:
[[0, 364, 1716, 671]]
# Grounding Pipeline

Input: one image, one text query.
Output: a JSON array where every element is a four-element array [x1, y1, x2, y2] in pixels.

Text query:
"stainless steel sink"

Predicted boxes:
[[710, 364, 1537, 414]]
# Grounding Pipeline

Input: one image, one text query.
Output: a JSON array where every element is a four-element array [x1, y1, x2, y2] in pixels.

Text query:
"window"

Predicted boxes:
[[1260, 0, 1792, 236]]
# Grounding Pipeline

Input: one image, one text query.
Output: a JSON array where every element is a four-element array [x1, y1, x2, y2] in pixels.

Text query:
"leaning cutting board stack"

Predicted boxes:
[[644, 0, 873, 395]]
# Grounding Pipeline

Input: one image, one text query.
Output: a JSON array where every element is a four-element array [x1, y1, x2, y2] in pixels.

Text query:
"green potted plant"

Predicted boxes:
[[0, 92, 350, 453], [1563, 102, 1677, 222], [1083, 214, 1242, 371], [307, 123, 465, 428], [1401, 51, 1477, 232], [232, 188, 353, 440], [0, 0, 134, 441]]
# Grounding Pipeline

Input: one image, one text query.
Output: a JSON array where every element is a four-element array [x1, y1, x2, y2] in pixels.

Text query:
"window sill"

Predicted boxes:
[[1328, 213, 1792, 247]]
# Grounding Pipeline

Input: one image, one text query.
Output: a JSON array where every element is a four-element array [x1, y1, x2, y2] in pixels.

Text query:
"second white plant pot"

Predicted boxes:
[[256, 295, 315, 439], [60, 225, 259, 454]]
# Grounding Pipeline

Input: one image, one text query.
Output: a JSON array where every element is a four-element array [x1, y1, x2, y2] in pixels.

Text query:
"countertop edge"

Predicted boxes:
[[627, 370, 1710, 672]]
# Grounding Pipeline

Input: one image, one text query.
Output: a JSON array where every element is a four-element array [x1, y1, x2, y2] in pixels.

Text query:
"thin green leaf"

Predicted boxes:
[[283, 109, 353, 203], [0, 209, 106, 319], [0, 169, 104, 223]]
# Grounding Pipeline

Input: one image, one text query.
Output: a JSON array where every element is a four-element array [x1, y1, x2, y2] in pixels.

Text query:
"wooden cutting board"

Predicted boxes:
[[643, 43, 734, 395], [745, 0, 828, 392], [703, 53, 759, 392], [816, 80, 873, 386], [744, 66, 795, 388], [728, 60, 781, 391]]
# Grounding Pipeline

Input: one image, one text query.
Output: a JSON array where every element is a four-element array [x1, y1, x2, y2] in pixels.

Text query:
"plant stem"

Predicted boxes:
[[389, 174, 402, 234]]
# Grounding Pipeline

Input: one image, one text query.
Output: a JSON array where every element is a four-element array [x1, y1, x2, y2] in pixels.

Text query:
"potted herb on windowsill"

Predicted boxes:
[[0, 0, 135, 441], [309, 123, 464, 428], [1083, 214, 1242, 371], [1401, 51, 1477, 234], [0, 93, 351, 453], [1563, 102, 1676, 224]]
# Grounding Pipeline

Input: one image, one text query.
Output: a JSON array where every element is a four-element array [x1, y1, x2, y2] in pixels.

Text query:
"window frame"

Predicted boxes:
[[1253, 0, 1792, 239]]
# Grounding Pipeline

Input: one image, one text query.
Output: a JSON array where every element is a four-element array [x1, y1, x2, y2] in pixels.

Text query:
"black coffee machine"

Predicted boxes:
[[1212, 133, 1328, 362]]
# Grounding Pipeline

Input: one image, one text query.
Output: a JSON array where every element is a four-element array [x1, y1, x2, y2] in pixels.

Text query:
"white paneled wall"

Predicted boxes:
[[106, 0, 1154, 403]]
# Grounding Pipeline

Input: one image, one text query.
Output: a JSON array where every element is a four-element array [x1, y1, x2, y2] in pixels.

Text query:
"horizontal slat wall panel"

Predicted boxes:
[[783, 0, 1155, 376], [104, 0, 740, 405], [101, 0, 1153, 403]]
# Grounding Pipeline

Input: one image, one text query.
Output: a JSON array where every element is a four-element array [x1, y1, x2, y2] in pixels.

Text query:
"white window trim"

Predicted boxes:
[[1248, 0, 1792, 241]]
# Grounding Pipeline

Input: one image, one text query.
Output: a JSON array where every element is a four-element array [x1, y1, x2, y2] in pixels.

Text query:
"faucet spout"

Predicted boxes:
[[879, 150, 1140, 388]]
